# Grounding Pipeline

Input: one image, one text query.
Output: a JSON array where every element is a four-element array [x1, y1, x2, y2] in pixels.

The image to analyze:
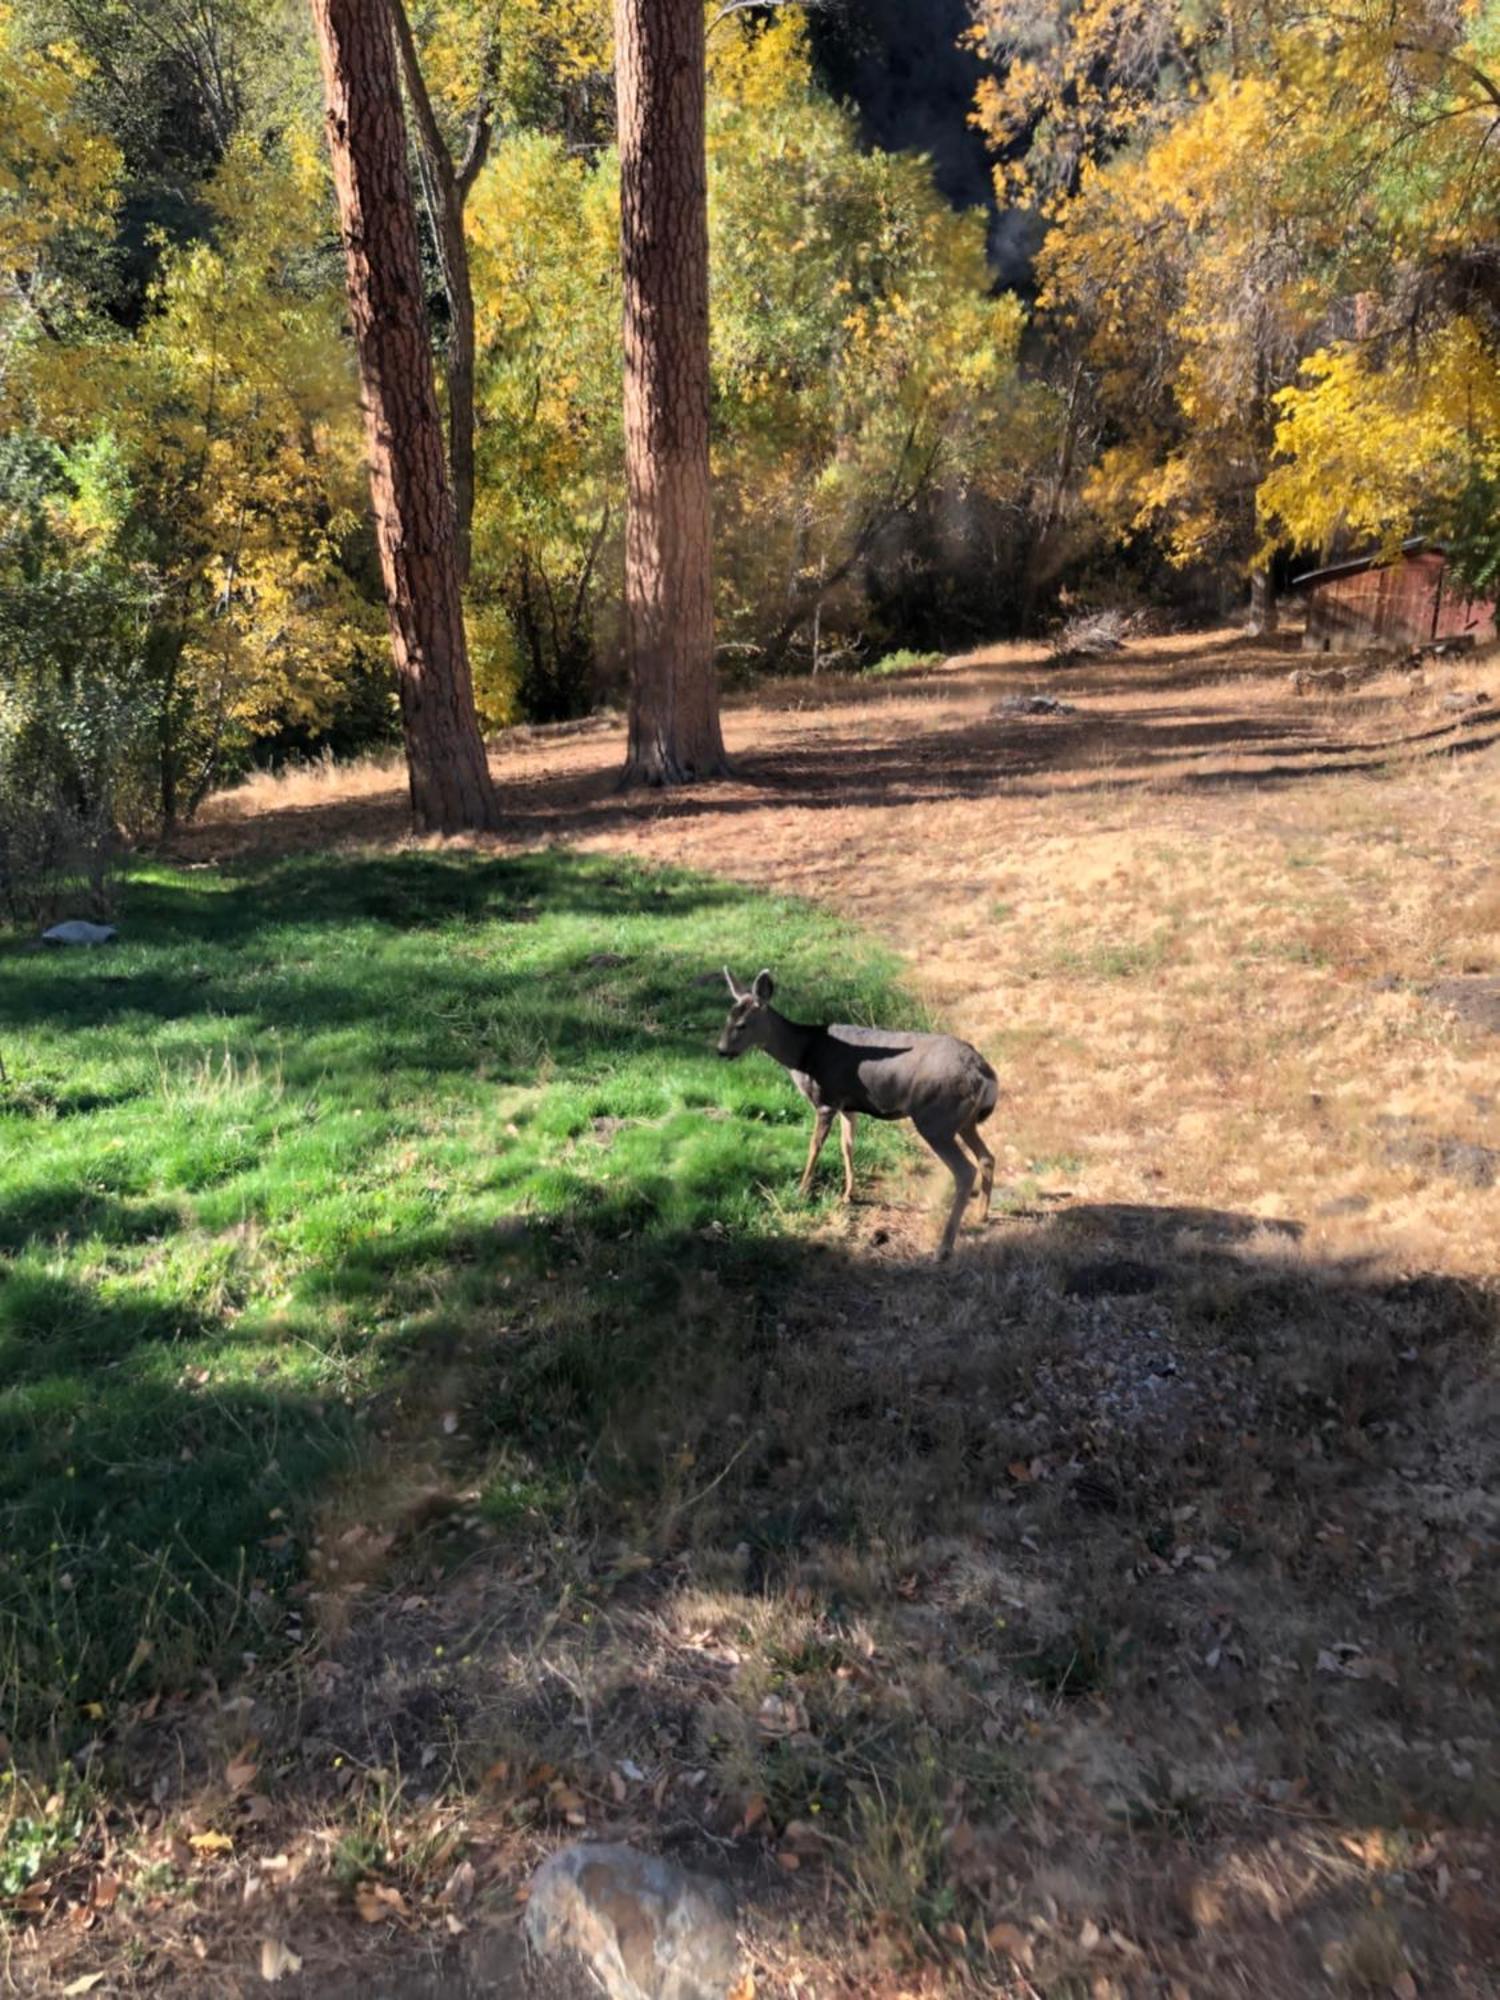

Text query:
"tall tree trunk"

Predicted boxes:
[[310, 0, 500, 834], [1248, 564, 1279, 637], [155, 630, 181, 833], [614, 0, 727, 785], [387, 0, 499, 588]]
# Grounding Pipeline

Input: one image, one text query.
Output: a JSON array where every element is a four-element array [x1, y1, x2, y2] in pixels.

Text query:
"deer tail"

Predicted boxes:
[[973, 1058, 1000, 1124]]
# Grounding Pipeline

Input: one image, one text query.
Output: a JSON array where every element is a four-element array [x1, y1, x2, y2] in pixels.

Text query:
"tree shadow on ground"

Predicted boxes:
[[0, 847, 904, 1750], [6, 840, 1497, 1994], [0, 849, 851, 1089], [172, 684, 1500, 867], [469, 706, 1500, 845], [129, 1188, 1497, 1999]]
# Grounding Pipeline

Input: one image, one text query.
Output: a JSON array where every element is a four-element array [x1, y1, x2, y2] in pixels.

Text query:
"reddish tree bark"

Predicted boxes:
[[310, 0, 500, 833], [614, 0, 728, 785]]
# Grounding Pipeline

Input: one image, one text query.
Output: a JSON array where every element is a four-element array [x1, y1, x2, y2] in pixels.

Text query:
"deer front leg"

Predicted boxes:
[[799, 1104, 835, 1198], [838, 1111, 857, 1202]]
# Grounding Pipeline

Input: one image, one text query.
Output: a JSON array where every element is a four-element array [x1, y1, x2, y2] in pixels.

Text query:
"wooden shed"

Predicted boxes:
[[1292, 542, 1497, 654]]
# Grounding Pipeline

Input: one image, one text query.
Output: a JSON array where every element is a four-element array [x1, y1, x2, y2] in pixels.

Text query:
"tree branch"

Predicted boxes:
[[569, 502, 611, 639], [386, 0, 458, 205], [1394, 40, 1500, 114], [456, 31, 504, 202], [707, 0, 824, 40]]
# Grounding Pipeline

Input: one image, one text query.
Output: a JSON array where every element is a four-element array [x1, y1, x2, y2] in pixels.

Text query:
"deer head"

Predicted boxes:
[[717, 966, 776, 1057]]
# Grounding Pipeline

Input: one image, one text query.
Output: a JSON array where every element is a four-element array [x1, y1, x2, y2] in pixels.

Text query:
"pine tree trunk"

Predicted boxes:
[[310, 0, 500, 834], [444, 260, 478, 590], [614, 0, 727, 785]]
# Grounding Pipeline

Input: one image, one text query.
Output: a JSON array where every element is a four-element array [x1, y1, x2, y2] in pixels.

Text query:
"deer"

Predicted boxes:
[[717, 968, 999, 1258]]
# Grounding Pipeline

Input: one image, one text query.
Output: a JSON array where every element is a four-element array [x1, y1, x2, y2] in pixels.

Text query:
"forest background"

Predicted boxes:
[[1, 0, 1497, 882]]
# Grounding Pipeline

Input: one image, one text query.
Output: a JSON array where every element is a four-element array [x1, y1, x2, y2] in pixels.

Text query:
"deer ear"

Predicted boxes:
[[752, 969, 775, 1003], [722, 965, 743, 999]]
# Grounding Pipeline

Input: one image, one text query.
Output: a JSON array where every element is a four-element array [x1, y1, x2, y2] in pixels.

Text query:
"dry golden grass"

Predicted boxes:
[[191, 628, 1500, 1289], [50, 630, 1496, 2000]]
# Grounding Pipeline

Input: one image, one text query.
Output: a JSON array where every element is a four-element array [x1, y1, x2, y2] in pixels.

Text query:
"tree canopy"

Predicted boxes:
[[970, 0, 1500, 596], [2, 0, 1496, 878]]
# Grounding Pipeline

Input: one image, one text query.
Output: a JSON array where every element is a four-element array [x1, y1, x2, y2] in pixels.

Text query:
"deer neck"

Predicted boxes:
[[760, 1008, 820, 1075]]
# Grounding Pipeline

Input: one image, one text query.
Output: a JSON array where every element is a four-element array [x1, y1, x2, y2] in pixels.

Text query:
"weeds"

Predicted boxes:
[[0, 1777, 87, 1901], [1048, 927, 1177, 981]]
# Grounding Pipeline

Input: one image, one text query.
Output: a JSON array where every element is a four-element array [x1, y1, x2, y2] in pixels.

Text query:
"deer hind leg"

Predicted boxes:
[[799, 1104, 836, 1198], [960, 1120, 995, 1222], [838, 1112, 857, 1202], [914, 1116, 976, 1259]]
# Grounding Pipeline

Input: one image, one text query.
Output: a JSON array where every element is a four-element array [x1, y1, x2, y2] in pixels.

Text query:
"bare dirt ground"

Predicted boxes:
[[22, 631, 1499, 1999]]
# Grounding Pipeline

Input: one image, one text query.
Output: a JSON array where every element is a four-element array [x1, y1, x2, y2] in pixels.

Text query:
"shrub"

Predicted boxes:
[[863, 648, 944, 678], [0, 435, 155, 923]]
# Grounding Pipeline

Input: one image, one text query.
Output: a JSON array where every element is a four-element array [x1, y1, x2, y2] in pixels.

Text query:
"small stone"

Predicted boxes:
[[1426, 976, 1500, 1037], [1434, 1138, 1498, 1189], [525, 1841, 740, 2000]]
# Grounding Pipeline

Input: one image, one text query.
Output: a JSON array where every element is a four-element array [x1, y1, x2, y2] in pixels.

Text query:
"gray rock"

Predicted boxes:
[[992, 692, 1077, 716], [1381, 1119, 1499, 1190], [41, 920, 118, 946], [524, 1842, 740, 2000]]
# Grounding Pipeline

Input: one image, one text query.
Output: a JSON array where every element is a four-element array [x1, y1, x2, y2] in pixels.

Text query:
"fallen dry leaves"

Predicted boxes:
[[353, 1880, 411, 1925], [258, 1936, 301, 1983]]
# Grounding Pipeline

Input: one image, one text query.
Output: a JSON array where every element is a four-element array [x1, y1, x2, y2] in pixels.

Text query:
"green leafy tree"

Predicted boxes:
[[463, 15, 1046, 711], [0, 433, 155, 915]]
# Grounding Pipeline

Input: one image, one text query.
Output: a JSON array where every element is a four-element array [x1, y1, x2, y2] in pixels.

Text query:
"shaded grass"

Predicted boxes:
[[0, 848, 909, 1745]]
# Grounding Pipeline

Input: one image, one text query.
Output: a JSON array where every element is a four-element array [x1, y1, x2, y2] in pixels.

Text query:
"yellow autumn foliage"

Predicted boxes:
[[1261, 323, 1500, 556], [1000, 0, 1500, 574]]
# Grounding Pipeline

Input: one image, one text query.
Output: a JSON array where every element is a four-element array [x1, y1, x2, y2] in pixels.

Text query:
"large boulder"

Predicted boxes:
[[524, 1842, 740, 2000]]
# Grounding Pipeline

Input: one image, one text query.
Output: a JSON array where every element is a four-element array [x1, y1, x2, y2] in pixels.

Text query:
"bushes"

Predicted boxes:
[[0, 436, 155, 923], [0, 766, 116, 927]]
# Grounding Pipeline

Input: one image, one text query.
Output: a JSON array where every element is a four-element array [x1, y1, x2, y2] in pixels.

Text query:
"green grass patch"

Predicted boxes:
[[1048, 925, 1177, 981], [862, 648, 944, 679], [0, 848, 908, 1747]]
